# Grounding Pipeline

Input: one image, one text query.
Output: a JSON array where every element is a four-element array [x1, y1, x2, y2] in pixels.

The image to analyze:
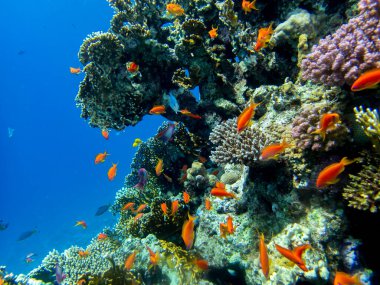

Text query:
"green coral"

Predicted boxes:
[[354, 106, 380, 152]]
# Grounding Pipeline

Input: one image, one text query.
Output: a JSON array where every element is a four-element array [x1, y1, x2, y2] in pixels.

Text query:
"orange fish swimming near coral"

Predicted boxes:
[[182, 213, 196, 250], [134, 213, 144, 222], [70, 67, 81, 74], [254, 23, 274, 52], [260, 139, 291, 160], [242, 0, 258, 14], [275, 243, 311, 272], [259, 233, 269, 279], [211, 182, 236, 199], [166, 3, 185, 16], [94, 151, 109, 164], [161, 202, 168, 215], [183, 191, 190, 204], [179, 109, 202, 119], [194, 259, 209, 270], [133, 204, 147, 213], [205, 198, 212, 210], [149, 105, 166, 115], [146, 246, 160, 269], [171, 200, 179, 216], [209, 26, 218, 39], [155, 158, 164, 176], [311, 113, 341, 141], [122, 202, 135, 212], [351, 68, 380, 92], [333, 271, 363, 285], [125, 251, 138, 271], [75, 220, 87, 229], [97, 233, 108, 241], [101, 129, 109, 140], [78, 250, 90, 258], [126, 61, 139, 73], [316, 157, 359, 188], [108, 163, 118, 181], [237, 101, 261, 132]]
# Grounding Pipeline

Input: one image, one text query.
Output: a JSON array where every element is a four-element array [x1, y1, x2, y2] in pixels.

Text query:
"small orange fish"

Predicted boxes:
[[75, 220, 87, 229], [134, 213, 144, 222], [259, 233, 269, 279], [275, 244, 311, 272], [155, 159, 164, 176], [149, 105, 166, 115], [237, 101, 260, 132], [146, 246, 160, 269], [98, 233, 108, 241], [163, 173, 173, 183], [70, 67, 81, 74], [78, 250, 90, 258], [126, 61, 139, 73], [122, 202, 135, 212], [311, 113, 341, 141], [194, 259, 209, 270], [260, 139, 291, 160], [133, 204, 147, 213], [226, 215, 235, 234], [108, 163, 118, 181], [183, 192, 190, 204], [205, 198, 212, 210], [254, 23, 274, 52], [209, 26, 218, 39], [101, 129, 109, 140], [179, 109, 202, 119], [242, 0, 258, 14], [351, 68, 380, 92], [219, 223, 228, 238], [316, 157, 359, 188], [182, 212, 196, 250], [210, 183, 236, 199], [166, 3, 185, 16], [171, 200, 179, 216], [125, 251, 138, 271], [77, 279, 86, 285], [161, 202, 168, 215], [334, 271, 363, 285], [94, 151, 109, 164]]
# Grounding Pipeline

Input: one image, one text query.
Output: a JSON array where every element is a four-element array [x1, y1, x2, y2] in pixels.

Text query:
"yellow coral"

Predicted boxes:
[[354, 106, 380, 152]]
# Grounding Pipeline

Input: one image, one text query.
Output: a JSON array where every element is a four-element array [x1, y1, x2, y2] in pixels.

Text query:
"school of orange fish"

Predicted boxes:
[[67, 2, 380, 284]]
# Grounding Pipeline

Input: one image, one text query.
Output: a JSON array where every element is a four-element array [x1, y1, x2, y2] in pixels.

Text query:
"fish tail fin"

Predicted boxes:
[[310, 128, 326, 140], [341, 157, 360, 166]]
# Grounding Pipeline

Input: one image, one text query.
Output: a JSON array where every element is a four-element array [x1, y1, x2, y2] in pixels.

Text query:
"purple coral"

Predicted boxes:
[[301, 0, 380, 86], [291, 105, 350, 151]]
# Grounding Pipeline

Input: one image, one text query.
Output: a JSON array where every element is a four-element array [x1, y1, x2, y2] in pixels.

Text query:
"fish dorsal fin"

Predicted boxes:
[[292, 244, 311, 261]]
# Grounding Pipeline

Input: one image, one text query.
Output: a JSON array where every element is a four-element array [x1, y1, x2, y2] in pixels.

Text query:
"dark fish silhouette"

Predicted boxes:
[[0, 220, 9, 231], [95, 204, 110, 216], [17, 229, 37, 241], [17, 50, 26, 55]]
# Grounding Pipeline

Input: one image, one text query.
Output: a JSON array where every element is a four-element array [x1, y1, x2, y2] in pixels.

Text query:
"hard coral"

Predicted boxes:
[[291, 104, 350, 152], [209, 118, 270, 166], [354, 106, 380, 152], [301, 0, 380, 86]]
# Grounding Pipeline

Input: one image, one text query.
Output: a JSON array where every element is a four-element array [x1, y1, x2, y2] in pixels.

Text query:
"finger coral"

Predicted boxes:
[[301, 0, 380, 86], [354, 106, 380, 152]]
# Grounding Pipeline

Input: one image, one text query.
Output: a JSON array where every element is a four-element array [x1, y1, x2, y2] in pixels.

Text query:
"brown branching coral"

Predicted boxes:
[[209, 118, 270, 166]]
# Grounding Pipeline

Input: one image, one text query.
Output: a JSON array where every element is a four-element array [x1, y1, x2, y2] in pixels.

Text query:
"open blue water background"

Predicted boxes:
[[0, 0, 165, 274]]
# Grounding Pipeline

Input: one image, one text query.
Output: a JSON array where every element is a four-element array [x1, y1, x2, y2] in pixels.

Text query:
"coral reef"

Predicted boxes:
[[301, 0, 380, 86], [354, 106, 380, 152]]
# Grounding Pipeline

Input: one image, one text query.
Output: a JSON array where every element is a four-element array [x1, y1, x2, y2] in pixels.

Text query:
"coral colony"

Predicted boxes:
[[2, 0, 379, 284]]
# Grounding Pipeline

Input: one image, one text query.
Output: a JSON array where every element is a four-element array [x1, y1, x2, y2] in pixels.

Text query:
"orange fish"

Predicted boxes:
[[210, 182, 236, 199], [183, 192, 190, 204], [242, 0, 258, 14], [77, 279, 86, 285], [75, 220, 87, 229], [155, 159, 164, 176], [122, 202, 135, 212], [108, 163, 118, 181], [78, 250, 90, 258], [179, 109, 202, 119], [333, 271, 363, 285], [98, 233, 108, 241], [205, 198, 212, 210], [94, 151, 109, 164], [163, 173, 173, 183], [254, 23, 274, 52], [149, 105, 166, 115], [226, 215, 235, 234], [259, 233, 269, 279], [275, 244, 311, 272], [316, 157, 359, 188], [70, 67, 81, 74], [166, 3, 185, 16], [146, 246, 160, 269], [134, 213, 144, 222], [260, 139, 291, 160], [194, 259, 209, 270], [125, 251, 138, 270], [311, 113, 341, 141], [133, 204, 147, 213], [171, 200, 179, 216], [198, 156, 207, 163], [101, 129, 109, 140], [237, 101, 260, 132], [0, 278, 3, 285], [126, 61, 139, 73], [161, 202, 168, 215], [182, 213, 196, 250], [219, 223, 228, 238], [351, 68, 380, 91], [209, 26, 218, 38]]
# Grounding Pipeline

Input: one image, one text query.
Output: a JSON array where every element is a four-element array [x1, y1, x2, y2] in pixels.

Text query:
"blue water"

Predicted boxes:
[[0, 0, 164, 274]]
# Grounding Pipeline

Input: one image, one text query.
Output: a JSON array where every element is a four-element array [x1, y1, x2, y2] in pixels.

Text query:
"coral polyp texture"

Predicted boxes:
[[300, 0, 380, 86], [354, 106, 380, 152]]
